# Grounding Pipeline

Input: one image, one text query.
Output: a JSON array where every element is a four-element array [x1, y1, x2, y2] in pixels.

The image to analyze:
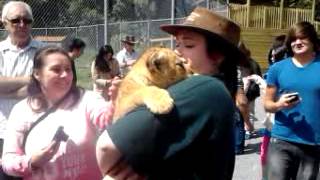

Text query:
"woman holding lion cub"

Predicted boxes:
[[96, 7, 243, 180]]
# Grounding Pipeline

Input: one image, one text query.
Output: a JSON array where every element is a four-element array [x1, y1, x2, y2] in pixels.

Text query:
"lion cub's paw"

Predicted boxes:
[[144, 89, 174, 114]]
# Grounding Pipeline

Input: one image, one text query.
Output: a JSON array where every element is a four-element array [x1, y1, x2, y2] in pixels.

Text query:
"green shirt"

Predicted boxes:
[[107, 75, 236, 180]]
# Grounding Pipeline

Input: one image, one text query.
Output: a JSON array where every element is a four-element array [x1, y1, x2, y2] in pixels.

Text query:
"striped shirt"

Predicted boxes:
[[0, 37, 44, 138]]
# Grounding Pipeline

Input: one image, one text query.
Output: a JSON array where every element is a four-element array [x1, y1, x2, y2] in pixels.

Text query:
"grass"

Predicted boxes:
[[75, 48, 96, 90]]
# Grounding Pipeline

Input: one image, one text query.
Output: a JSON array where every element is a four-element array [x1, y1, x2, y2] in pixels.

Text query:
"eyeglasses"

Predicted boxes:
[[7, 18, 33, 25]]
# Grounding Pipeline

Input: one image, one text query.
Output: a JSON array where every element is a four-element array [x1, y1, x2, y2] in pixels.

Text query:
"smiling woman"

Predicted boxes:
[[32, 47, 74, 108], [2, 46, 117, 180]]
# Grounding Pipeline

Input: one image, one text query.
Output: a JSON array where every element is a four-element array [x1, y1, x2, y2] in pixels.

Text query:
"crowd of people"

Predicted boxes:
[[1, 1, 320, 180]]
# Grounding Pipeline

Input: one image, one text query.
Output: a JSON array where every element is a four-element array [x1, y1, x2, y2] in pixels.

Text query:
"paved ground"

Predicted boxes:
[[233, 130, 263, 180], [233, 97, 266, 180]]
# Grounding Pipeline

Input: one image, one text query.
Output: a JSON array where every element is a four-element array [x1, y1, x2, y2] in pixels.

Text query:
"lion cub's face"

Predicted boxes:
[[136, 47, 189, 88], [113, 47, 190, 121]]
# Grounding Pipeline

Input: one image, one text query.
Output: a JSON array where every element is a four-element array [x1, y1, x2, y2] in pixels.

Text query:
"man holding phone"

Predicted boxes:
[[264, 21, 320, 180]]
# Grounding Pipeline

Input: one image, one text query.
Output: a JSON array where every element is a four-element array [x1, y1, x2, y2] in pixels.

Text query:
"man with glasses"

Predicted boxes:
[[0, 1, 44, 165]]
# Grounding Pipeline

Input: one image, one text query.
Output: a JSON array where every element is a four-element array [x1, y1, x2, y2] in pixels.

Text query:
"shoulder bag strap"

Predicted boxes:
[[22, 92, 70, 153]]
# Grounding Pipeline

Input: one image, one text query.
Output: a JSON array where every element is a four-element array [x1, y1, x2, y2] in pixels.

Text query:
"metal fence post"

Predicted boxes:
[[104, 0, 108, 44], [96, 24, 99, 50], [119, 22, 122, 50], [170, 0, 175, 49], [147, 19, 150, 47]]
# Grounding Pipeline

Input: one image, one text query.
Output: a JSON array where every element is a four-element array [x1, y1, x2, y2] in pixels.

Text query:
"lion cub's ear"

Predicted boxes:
[[146, 51, 165, 73]]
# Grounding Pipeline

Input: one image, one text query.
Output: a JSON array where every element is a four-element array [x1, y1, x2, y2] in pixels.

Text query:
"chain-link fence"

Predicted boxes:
[[0, 0, 228, 52], [0, 0, 227, 88]]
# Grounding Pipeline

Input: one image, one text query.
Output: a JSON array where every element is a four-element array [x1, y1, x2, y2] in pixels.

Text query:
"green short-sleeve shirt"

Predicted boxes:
[[107, 75, 236, 180]]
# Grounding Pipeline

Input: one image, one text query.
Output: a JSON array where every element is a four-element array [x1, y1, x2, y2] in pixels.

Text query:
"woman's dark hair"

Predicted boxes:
[[285, 21, 319, 57], [272, 35, 286, 49], [202, 30, 238, 99], [95, 45, 114, 72], [267, 35, 287, 65], [27, 46, 82, 112]]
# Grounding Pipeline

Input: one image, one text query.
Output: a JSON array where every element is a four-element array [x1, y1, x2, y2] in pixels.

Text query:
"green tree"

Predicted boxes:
[[66, 0, 101, 26], [110, 0, 150, 21], [25, 0, 70, 27], [23, 0, 102, 27], [230, 0, 313, 7]]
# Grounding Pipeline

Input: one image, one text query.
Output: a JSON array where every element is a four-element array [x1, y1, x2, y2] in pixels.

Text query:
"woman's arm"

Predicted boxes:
[[91, 61, 98, 80], [236, 88, 253, 132], [2, 109, 33, 177], [2, 104, 61, 177], [87, 77, 121, 129], [112, 59, 121, 77], [96, 131, 122, 176], [96, 131, 144, 180]]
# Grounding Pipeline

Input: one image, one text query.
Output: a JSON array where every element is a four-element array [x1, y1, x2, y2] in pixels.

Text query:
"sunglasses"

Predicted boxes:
[[7, 18, 33, 25]]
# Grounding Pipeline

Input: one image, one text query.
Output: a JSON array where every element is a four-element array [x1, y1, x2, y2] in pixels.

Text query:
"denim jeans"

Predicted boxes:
[[234, 108, 245, 154], [267, 138, 320, 180]]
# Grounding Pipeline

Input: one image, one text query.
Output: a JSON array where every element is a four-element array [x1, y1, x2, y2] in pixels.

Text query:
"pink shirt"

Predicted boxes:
[[2, 91, 114, 180]]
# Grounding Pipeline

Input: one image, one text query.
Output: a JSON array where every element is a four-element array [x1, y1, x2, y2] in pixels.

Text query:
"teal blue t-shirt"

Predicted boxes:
[[267, 55, 320, 145]]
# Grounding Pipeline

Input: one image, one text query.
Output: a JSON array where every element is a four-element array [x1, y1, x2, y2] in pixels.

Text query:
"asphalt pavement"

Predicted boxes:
[[233, 97, 266, 180], [233, 129, 263, 180]]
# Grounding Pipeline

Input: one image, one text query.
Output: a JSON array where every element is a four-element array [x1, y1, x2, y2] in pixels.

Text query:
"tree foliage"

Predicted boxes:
[[0, 0, 315, 28], [230, 0, 313, 8]]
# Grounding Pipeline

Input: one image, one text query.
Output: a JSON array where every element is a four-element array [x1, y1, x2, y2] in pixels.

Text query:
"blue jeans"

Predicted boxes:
[[267, 138, 320, 180], [234, 108, 245, 154]]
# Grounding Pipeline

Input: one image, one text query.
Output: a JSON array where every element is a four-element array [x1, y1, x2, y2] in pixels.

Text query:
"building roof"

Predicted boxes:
[[34, 35, 66, 42]]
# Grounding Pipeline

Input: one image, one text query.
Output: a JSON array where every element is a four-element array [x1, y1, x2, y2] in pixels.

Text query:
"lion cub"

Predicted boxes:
[[113, 47, 189, 121]]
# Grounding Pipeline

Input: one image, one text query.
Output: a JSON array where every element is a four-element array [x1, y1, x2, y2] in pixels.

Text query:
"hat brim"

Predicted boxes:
[[160, 24, 245, 62]]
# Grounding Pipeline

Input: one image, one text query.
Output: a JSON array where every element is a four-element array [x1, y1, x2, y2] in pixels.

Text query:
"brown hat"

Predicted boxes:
[[160, 7, 243, 58], [121, 35, 137, 45]]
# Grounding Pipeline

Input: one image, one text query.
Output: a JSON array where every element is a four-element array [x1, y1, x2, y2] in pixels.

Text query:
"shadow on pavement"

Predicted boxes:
[[243, 141, 261, 155]]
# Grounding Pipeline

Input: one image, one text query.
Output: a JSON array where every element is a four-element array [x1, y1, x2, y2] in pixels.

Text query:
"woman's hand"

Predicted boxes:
[[108, 77, 122, 103], [30, 140, 60, 169]]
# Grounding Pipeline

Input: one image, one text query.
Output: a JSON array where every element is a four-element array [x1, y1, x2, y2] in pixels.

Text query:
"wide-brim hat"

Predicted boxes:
[[121, 35, 138, 45], [160, 7, 244, 61]]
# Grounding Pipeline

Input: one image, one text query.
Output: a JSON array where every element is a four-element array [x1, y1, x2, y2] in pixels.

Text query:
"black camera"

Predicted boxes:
[[52, 126, 69, 142]]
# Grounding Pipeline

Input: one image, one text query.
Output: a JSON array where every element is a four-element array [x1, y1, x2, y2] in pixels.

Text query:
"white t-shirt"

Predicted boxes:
[[116, 48, 139, 76]]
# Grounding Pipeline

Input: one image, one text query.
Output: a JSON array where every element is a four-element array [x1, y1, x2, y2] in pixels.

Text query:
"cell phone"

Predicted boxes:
[[52, 126, 69, 142], [287, 92, 299, 103]]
